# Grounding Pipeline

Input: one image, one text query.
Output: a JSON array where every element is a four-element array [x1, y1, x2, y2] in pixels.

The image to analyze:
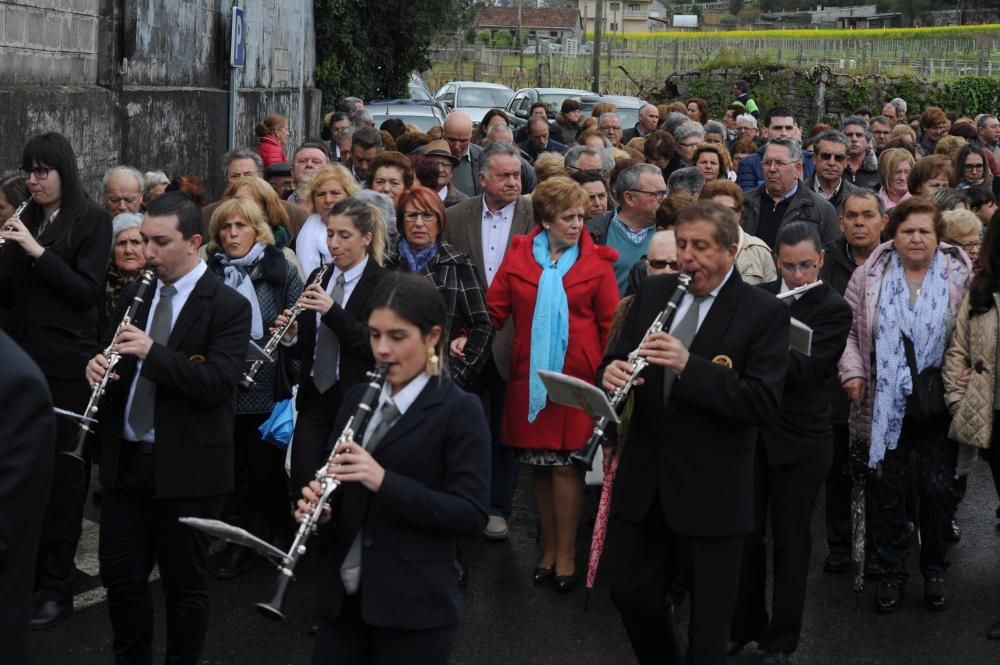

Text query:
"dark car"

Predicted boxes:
[[504, 87, 593, 128], [579, 94, 645, 130]]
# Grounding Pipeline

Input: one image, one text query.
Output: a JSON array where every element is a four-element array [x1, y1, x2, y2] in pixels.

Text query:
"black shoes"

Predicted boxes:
[[823, 550, 851, 573], [874, 580, 904, 613], [761, 651, 791, 665], [924, 576, 947, 611], [946, 519, 961, 543], [987, 621, 1000, 640], [532, 566, 555, 584], [31, 598, 73, 631], [864, 557, 884, 581], [553, 572, 576, 593], [216, 544, 256, 580]]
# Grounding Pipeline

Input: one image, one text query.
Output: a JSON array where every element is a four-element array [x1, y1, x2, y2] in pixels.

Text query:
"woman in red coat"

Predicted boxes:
[[256, 113, 289, 168], [487, 176, 619, 591]]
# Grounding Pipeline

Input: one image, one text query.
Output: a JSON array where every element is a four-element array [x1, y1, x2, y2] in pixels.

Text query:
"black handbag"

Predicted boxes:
[[901, 335, 949, 423]]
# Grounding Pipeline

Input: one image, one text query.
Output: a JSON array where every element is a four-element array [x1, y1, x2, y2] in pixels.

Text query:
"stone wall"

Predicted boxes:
[[0, 0, 321, 200]]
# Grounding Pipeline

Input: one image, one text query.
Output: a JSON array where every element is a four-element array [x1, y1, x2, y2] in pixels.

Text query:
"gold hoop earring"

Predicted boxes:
[[426, 346, 441, 376]]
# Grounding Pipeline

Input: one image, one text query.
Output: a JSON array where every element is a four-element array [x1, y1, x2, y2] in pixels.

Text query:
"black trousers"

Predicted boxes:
[[731, 444, 830, 653], [290, 381, 343, 494], [825, 423, 852, 555], [98, 442, 226, 665], [868, 417, 954, 584], [36, 377, 91, 602], [311, 591, 459, 665], [474, 355, 517, 519], [609, 500, 744, 665], [223, 413, 291, 535]]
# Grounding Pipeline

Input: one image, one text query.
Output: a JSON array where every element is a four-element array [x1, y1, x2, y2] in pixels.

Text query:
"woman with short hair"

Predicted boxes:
[[877, 148, 916, 212], [487, 176, 619, 591], [105, 212, 146, 321], [908, 155, 954, 197], [366, 151, 414, 207], [295, 163, 362, 278], [224, 175, 294, 250], [693, 143, 734, 182]]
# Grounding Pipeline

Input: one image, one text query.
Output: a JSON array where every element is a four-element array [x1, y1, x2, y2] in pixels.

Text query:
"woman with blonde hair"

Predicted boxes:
[[206, 197, 304, 578], [878, 148, 916, 211], [295, 163, 361, 277], [224, 175, 293, 248], [256, 113, 289, 168], [533, 152, 567, 183]]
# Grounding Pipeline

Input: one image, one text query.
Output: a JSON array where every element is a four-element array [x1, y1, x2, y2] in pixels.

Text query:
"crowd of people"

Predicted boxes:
[[2, 82, 1000, 665]]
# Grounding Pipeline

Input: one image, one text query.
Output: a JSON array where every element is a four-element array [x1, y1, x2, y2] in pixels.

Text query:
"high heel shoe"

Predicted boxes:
[[553, 572, 577, 592], [532, 566, 555, 584]]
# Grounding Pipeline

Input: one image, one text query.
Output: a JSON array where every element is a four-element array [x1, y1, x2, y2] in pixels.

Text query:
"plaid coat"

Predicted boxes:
[[385, 242, 493, 389]]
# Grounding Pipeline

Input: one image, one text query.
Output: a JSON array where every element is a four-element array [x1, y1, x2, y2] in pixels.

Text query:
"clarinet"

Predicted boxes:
[[63, 270, 157, 462], [0, 201, 29, 247], [256, 364, 389, 621], [239, 263, 332, 390], [570, 273, 693, 469]]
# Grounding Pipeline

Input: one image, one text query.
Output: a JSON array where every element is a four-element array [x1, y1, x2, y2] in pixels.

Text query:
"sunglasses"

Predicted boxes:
[[648, 258, 679, 271], [817, 152, 847, 163]]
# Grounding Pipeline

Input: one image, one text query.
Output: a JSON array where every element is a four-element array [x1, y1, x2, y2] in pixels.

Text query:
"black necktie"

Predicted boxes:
[[128, 284, 176, 438]]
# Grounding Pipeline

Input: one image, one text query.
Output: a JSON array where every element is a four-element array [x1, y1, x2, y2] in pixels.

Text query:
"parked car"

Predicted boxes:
[[579, 94, 645, 131], [433, 81, 515, 125], [505, 87, 592, 120], [408, 72, 433, 101], [366, 99, 447, 133]]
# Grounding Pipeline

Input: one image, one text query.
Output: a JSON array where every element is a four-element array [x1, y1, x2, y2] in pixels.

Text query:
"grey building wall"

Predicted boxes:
[[0, 0, 321, 201]]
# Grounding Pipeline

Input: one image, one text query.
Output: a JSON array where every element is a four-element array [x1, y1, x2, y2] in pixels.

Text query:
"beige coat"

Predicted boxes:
[[736, 227, 777, 286], [943, 292, 1000, 449]]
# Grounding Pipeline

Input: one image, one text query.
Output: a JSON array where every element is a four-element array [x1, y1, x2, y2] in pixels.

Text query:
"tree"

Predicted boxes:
[[314, 0, 484, 105], [728, 0, 745, 15]]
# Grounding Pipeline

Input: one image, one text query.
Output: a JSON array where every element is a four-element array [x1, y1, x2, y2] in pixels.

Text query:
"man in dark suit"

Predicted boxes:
[[729, 223, 852, 665], [598, 200, 790, 665], [517, 116, 569, 164], [443, 141, 534, 540], [86, 192, 251, 665], [0, 330, 55, 663]]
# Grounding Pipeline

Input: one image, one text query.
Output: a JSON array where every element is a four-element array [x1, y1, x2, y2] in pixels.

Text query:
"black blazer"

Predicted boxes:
[[97, 268, 251, 498], [0, 331, 55, 665], [291, 258, 385, 404], [757, 280, 852, 465], [317, 377, 490, 629], [597, 270, 789, 537], [0, 202, 111, 380]]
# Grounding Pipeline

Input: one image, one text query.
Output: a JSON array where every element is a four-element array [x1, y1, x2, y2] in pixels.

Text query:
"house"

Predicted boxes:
[[475, 6, 583, 43], [577, 0, 656, 36]]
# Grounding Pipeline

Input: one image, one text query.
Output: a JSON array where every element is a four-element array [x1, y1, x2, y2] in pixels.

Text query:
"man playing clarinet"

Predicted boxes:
[[598, 200, 789, 665]]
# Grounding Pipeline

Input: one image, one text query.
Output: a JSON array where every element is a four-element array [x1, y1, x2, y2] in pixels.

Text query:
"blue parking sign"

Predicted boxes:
[[230, 7, 245, 68]]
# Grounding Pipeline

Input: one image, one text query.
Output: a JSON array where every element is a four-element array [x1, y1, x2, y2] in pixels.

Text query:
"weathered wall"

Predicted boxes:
[[0, 0, 320, 200]]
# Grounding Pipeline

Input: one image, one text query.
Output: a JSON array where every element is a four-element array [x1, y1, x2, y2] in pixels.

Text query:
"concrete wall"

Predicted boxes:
[[0, 0, 320, 200]]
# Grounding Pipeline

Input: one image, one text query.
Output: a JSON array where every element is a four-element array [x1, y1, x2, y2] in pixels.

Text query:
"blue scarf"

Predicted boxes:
[[398, 238, 439, 274], [216, 242, 267, 339], [869, 250, 949, 467], [528, 230, 579, 422]]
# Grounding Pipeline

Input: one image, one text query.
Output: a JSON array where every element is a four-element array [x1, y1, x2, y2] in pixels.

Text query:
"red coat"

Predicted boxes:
[[487, 226, 619, 452], [257, 135, 287, 169]]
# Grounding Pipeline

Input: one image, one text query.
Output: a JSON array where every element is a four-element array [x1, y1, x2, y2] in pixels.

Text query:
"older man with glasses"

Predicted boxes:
[[741, 137, 841, 250], [599, 112, 625, 148], [585, 162, 666, 294]]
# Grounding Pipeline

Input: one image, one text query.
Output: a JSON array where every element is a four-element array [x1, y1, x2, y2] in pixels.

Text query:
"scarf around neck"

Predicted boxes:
[[528, 230, 579, 422], [398, 238, 439, 274], [216, 242, 267, 338], [869, 249, 949, 467]]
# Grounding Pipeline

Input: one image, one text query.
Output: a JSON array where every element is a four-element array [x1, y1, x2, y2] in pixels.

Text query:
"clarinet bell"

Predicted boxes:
[[255, 568, 293, 621]]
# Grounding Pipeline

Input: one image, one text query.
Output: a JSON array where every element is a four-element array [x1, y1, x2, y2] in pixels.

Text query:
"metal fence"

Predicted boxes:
[[427, 36, 1000, 96]]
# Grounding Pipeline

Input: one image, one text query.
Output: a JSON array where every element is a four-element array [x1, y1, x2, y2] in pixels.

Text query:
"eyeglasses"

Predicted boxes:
[[403, 210, 437, 222], [648, 258, 679, 271], [817, 152, 847, 163], [21, 167, 53, 181], [778, 260, 818, 274], [629, 189, 668, 201], [955, 240, 981, 252], [762, 159, 799, 169], [736, 126, 757, 133], [600, 125, 623, 132], [963, 163, 985, 171], [679, 141, 701, 149]]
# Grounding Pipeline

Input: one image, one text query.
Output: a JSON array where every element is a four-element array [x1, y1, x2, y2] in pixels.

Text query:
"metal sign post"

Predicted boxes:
[[229, 5, 246, 151]]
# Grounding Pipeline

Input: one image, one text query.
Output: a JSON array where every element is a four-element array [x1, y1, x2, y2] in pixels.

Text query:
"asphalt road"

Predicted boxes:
[[31, 460, 1000, 665]]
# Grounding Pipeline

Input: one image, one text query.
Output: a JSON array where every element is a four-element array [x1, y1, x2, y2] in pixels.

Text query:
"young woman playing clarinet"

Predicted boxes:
[[296, 272, 490, 665]]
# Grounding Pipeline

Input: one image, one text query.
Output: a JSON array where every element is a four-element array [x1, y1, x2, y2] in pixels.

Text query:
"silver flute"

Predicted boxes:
[[0, 201, 29, 246], [571, 273, 693, 469], [62, 270, 157, 462], [776, 279, 823, 300], [239, 262, 332, 390]]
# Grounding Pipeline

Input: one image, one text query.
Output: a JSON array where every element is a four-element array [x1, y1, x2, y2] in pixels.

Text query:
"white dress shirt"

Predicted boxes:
[[295, 213, 333, 279], [437, 185, 448, 202], [481, 197, 517, 287], [668, 266, 735, 336], [311, 255, 369, 381], [779, 278, 804, 301], [123, 261, 208, 443]]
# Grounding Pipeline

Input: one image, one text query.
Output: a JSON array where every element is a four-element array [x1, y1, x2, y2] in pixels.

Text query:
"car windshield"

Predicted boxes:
[[370, 112, 441, 133], [539, 93, 581, 113], [456, 88, 511, 108]]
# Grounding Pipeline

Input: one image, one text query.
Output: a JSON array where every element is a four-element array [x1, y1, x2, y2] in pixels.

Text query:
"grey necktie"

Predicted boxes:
[[340, 401, 402, 594], [128, 284, 177, 438], [313, 273, 346, 393], [663, 295, 707, 405]]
